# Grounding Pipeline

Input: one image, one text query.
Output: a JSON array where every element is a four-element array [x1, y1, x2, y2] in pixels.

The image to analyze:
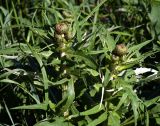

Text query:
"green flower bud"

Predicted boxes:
[[111, 54, 120, 62], [65, 31, 73, 40], [54, 33, 66, 43]]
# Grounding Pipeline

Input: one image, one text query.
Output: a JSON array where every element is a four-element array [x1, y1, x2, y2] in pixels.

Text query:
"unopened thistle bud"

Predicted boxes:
[[113, 44, 128, 56], [55, 22, 69, 34]]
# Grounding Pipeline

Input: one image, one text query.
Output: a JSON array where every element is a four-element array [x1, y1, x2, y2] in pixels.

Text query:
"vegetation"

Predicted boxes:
[[1, 0, 160, 125]]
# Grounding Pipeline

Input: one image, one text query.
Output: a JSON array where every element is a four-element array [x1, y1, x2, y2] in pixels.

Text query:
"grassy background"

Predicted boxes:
[[1, 0, 160, 125]]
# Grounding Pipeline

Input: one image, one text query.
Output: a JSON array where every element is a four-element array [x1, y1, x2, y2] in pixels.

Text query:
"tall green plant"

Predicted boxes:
[[1, 0, 160, 126]]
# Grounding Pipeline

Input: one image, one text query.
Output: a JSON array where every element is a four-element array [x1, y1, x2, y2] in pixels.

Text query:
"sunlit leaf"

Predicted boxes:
[[87, 111, 108, 126], [34, 117, 73, 126], [11, 103, 48, 110], [108, 111, 120, 126]]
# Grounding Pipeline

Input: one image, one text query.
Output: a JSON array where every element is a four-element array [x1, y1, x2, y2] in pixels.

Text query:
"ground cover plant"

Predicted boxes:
[[1, 0, 160, 125]]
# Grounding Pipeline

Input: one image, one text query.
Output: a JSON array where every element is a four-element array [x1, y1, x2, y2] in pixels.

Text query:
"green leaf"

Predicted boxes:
[[0, 79, 40, 104], [85, 68, 99, 76], [128, 39, 152, 54], [144, 96, 160, 107], [151, 104, 160, 114], [48, 78, 69, 86], [110, 31, 132, 36], [153, 113, 160, 125], [87, 111, 108, 126], [69, 104, 104, 119], [34, 117, 73, 126], [0, 47, 20, 55], [89, 89, 97, 97], [30, 27, 49, 39], [94, 83, 102, 91], [99, 31, 116, 52], [122, 0, 138, 4], [90, 83, 102, 97], [3, 100, 15, 125], [0, 6, 9, 16], [61, 77, 75, 112], [87, 49, 108, 55], [103, 68, 111, 87], [70, 104, 79, 115], [69, 52, 97, 69], [149, 1, 160, 36], [80, 0, 107, 25], [150, 102, 160, 125], [11, 103, 48, 110], [49, 100, 56, 111], [108, 111, 120, 126], [106, 32, 116, 52], [115, 93, 128, 111], [80, 104, 104, 116], [26, 33, 49, 103], [40, 50, 53, 59], [0, 69, 25, 79], [125, 87, 140, 126]]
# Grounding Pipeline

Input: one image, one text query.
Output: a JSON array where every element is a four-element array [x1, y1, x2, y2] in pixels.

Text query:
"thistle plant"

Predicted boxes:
[[0, 0, 160, 126]]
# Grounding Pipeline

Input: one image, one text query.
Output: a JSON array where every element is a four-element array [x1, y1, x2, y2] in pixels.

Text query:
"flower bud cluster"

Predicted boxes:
[[111, 44, 128, 63], [54, 22, 73, 44]]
